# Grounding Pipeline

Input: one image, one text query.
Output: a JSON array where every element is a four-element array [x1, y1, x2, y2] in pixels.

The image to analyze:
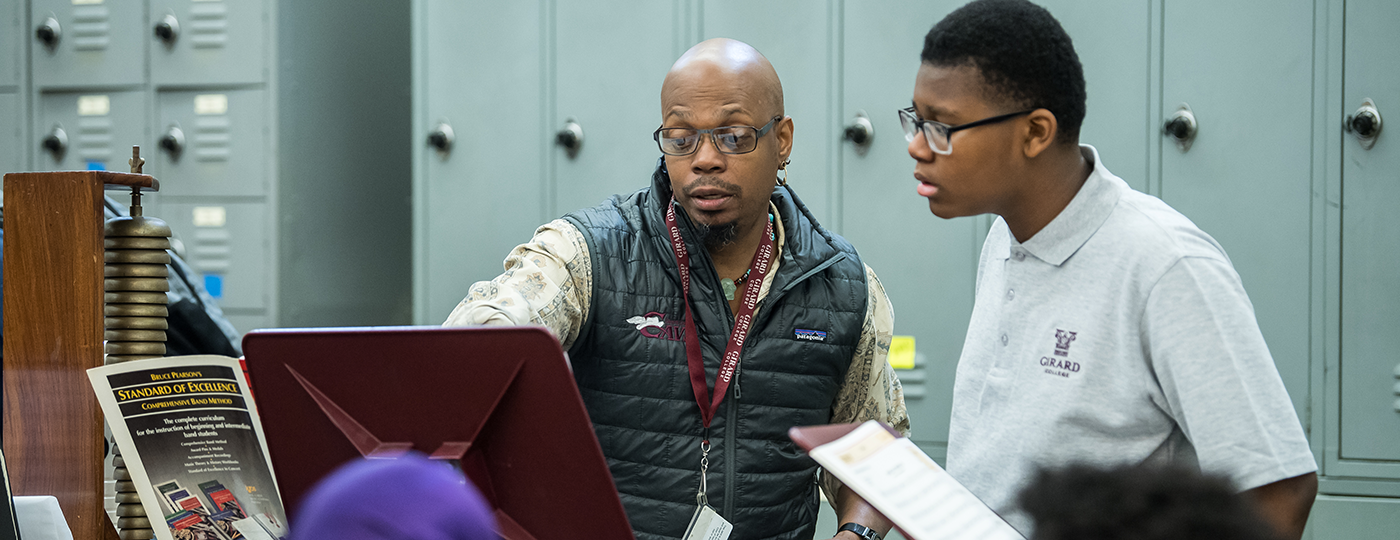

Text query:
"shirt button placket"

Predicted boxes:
[[1000, 333, 1009, 346]]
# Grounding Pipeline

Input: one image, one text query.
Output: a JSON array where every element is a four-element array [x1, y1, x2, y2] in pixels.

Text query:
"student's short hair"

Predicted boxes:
[[1019, 463, 1282, 540], [921, 0, 1087, 144]]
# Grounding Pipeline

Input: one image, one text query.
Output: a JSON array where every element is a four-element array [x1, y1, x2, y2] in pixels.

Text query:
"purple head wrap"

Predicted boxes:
[[293, 453, 497, 540]]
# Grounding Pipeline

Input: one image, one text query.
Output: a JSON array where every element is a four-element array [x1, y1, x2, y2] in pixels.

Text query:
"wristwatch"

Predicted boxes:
[[838, 522, 881, 540]]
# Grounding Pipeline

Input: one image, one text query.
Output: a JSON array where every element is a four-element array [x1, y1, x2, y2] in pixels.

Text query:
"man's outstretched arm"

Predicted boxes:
[[442, 219, 592, 350]]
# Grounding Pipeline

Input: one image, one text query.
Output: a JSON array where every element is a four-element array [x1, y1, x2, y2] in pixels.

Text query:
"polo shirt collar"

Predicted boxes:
[[1009, 145, 1124, 266]]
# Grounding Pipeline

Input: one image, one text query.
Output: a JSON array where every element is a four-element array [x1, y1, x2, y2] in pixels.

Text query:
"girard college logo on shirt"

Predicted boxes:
[[1040, 329, 1080, 378], [626, 312, 685, 341]]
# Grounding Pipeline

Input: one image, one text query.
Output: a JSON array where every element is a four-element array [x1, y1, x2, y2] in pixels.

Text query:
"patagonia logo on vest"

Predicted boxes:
[[794, 329, 827, 342], [626, 312, 684, 341]]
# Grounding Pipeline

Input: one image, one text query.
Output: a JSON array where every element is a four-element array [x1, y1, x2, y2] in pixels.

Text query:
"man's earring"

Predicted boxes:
[[777, 159, 790, 186]]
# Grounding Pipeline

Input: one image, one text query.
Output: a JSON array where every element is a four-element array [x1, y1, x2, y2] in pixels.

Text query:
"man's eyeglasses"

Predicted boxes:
[[899, 107, 1035, 155], [653, 116, 782, 156]]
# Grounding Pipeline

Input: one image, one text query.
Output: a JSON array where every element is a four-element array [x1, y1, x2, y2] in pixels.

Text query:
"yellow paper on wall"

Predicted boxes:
[[889, 336, 915, 370]]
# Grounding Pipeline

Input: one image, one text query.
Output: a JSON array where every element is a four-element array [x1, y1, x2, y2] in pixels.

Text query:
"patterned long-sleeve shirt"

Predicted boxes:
[[443, 204, 909, 504]]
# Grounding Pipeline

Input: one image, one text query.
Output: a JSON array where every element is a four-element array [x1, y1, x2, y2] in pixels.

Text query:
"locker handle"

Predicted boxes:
[[160, 126, 186, 159], [1163, 103, 1197, 152], [154, 14, 180, 46], [556, 118, 584, 158], [843, 110, 875, 150], [41, 126, 68, 158], [1345, 98, 1382, 150], [427, 122, 454, 153], [36, 16, 61, 49]]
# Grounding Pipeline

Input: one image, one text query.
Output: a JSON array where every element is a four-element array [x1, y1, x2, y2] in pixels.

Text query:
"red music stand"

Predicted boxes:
[[242, 326, 634, 540]]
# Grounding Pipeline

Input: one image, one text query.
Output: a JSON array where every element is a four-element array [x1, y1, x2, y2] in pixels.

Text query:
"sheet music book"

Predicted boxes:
[[88, 355, 288, 540], [794, 421, 1024, 540]]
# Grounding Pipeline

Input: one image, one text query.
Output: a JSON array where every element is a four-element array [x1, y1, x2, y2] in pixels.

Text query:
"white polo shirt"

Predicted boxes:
[[945, 145, 1316, 534]]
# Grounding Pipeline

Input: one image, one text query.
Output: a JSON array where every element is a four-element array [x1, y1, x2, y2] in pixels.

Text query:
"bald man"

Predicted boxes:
[[445, 39, 907, 540]]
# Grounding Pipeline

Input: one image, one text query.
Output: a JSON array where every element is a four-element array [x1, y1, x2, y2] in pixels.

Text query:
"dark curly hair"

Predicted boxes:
[[1019, 463, 1282, 540], [921, 0, 1087, 144]]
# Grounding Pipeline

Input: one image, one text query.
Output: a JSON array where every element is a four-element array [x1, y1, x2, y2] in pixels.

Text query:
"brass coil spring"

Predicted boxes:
[[104, 148, 168, 540]]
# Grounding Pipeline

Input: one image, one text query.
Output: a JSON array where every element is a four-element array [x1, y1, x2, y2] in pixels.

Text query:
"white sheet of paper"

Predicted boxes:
[[682, 504, 733, 540], [808, 421, 1024, 540]]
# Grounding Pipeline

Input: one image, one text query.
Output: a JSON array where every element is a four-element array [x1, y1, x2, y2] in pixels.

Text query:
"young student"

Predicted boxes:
[[1019, 463, 1283, 540], [904, 1, 1317, 538]]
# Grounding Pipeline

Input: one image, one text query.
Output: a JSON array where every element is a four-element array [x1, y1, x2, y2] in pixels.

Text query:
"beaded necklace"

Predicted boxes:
[[719, 212, 776, 301]]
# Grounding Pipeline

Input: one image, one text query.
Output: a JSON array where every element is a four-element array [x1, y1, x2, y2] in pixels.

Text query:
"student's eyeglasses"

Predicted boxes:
[[653, 116, 782, 156], [899, 107, 1035, 155]]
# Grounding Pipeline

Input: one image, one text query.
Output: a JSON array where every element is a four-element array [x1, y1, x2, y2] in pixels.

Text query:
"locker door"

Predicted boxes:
[[31, 0, 145, 88], [551, 0, 679, 216], [840, 0, 965, 459], [701, 0, 837, 224], [148, 0, 266, 86], [2, 0, 19, 88], [414, 0, 545, 323], [0, 92, 19, 174], [159, 201, 269, 314], [34, 90, 146, 172], [1038, 0, 1152, 192], [154, 89, 268, 197], [1159, 1, 1314, 419], [1338, 0, 1400, 465]]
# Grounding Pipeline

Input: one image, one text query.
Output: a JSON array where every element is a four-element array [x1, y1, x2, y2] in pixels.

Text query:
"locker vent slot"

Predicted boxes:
[[192, 228, 231, 273], [899, 361, 927, 400], [77, 117, 113, 162], [190, 3, 229, 49], [194, 116, 231, 162], [72, 6, 112, 51]]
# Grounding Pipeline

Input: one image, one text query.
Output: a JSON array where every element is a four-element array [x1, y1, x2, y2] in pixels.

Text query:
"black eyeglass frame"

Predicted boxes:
[[652, 115, 783, 156], [899, 107, 1036, 155]]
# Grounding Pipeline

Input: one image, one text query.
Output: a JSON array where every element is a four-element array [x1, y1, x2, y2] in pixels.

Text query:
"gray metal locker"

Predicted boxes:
[[33, 90, 147, 171], [1, 0, 20, 88], [838, 0, 968, 461], [154, 88, 268, 197], [1338, 0, 1400, 467], [550, 0, 679, 217], [1309, 496, 1400, 540], [149, 0, 267, 87], [0, 92, 20, 174], [1039, 0, 1152, 192], [702, 0, 838, 225], [413, 0, 546, 323], [30, 0, 145, 89], [157, 200, 270, 318], [1158, 0, 1315, 420]]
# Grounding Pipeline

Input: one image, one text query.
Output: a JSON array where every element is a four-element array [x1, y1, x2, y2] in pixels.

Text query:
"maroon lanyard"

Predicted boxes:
[[664, 198, 775, 428]]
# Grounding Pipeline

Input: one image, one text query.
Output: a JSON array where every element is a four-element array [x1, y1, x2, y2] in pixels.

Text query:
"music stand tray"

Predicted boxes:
[[243, 326, 634, 540]]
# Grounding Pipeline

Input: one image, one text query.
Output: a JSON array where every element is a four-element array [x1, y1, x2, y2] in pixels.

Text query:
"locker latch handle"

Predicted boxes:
[[41, 126, 68, 159], [557, 118, 584, 159], [427, 121, 455, 154], [155, 14, 180, 46], [843, 110, 875, 154], [160, 126, 186, 160], [1163, 103, 1198, 152], [36, 16, 61, 49], [1345, 98, 1382, 151]]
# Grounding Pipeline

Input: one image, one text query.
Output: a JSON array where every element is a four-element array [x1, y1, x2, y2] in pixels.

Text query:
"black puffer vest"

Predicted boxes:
[[562, 160, 868, 540]]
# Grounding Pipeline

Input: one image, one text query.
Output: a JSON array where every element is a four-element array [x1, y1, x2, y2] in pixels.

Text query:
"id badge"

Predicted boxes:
[[682, 504, 733, 540]]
